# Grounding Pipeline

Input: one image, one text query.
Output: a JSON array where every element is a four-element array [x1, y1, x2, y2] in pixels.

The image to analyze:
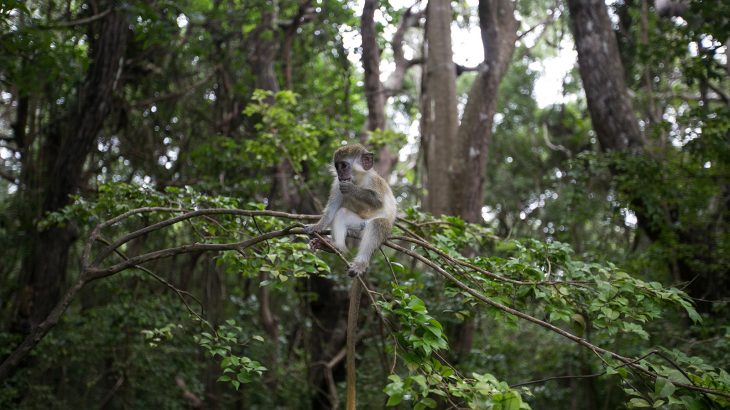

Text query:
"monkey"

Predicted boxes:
[[304, 144, 395, 407], [304, 144, 396, 277]]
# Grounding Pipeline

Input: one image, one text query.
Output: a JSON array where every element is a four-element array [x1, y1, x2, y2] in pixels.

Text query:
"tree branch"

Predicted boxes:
[[383, 7, 424, 94], [510, 371, 606, 388], [88, 225, 305, 280], [40, 9, 111, 29]]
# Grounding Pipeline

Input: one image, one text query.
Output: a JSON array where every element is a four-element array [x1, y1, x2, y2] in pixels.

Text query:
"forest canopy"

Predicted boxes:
[[0, 0, 729, 409]]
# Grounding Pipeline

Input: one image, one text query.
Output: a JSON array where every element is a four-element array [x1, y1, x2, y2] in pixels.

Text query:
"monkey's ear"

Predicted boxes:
[[361, 153, 374, 170]]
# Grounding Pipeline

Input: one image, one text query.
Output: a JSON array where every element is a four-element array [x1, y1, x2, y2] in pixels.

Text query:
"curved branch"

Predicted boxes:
[[90, 208, 317, 267], [0, 277, 88, 380], [383, 7, 424, 94], [89, 226, 305, 280], [96, 236, 208, 325], [41, 9, 112, 29], [2, 217, 309, 381]]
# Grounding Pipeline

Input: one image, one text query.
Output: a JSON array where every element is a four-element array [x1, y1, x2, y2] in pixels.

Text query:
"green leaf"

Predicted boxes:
[[504, 395, 523, 410], [654, 377, 675, 399], [221, 356, 235, 368], [237, 372, 251, 383], [411, 375, 427, 392], [685, 306, 702, 323], [627, 398, 651, 408], [390, 262, 405, 272], [680, 395, 705, 410], [386, 393, 403, 406]]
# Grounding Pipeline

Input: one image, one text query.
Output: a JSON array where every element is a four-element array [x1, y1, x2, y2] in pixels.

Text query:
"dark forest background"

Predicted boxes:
[[0, 0, 728, 408]]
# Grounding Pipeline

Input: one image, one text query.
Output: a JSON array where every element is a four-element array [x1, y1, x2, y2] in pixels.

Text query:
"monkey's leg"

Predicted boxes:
[[332, 208, 362, 251], [348, 218, 390, 277]]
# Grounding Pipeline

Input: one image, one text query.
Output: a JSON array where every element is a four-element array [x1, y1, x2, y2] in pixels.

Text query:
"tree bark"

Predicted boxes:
[[452, 0, 518, 223], [253, 2, 280, 97], [282, 0, 314, 90], [420, 0, 518, 362], [16, 7, 129, 330], [566, 0, 644, 151], [361, 0, 413, 179], [306, 277, 349, 409], [204, 256, 225, 408], [421, 0, 459, 217], [361, 0, 386, 134]]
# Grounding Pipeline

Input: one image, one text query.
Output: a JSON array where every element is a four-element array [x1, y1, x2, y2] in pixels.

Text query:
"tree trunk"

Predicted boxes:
[[16, 7, 129, 330], [452, 0, 518, 223], [421, 0, 459, 217], [361, 0, 386, 134], [419, 0, 518, 362], [361, 0, 398, 179], [203, 256, 225, 409], [566, 0, 644, 151], [306, 277, 349, 409]]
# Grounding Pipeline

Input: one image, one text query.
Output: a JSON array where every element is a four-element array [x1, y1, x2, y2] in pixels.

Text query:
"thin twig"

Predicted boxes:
[[392, 235, 588, 287], [41, 9, 111, 29], [510, 371, 605, 388], [95, 237, 213, 334]]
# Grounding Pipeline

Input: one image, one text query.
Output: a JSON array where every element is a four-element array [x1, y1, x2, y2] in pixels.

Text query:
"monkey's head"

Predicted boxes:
[[333, 144, 374, 182]]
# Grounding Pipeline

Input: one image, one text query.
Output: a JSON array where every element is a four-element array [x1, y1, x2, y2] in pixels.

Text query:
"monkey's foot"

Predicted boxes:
[[309, 237, 335, 253], [347, 261, 368, 277]]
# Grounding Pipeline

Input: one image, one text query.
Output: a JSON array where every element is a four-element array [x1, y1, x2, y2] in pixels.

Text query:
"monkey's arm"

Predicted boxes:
[[305, 182, 342, 233], [340, 182, 383, 209]]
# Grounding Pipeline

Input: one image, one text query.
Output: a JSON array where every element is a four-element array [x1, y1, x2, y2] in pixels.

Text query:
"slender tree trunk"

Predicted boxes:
[[361, 0, 397, 178], [250, 3, 286, 395], [282, 1, 313, 90], [421, 0, 459, 216], [251, 4, 351, 405], [16, 7, 129, 330], [203, 256, 225, 408], [452, 0, 518, 223], [361, 0, 386, 133], [306, 277, 349, 409], [450, 0, 518, 360]]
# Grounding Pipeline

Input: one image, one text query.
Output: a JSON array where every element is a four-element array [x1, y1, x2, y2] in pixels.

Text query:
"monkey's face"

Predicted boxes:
[[335, 159, 353, 182], [333, 145, 374, 182]]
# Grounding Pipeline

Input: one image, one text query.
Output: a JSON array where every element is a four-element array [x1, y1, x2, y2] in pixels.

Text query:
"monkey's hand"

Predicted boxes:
[[303, 224, 320, 235], [339, 180, 355, 195], [347, 260, 368, 277]]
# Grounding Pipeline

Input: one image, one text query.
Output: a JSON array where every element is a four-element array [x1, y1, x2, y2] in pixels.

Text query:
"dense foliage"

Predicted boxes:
[[1, 0, 728, 409]]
